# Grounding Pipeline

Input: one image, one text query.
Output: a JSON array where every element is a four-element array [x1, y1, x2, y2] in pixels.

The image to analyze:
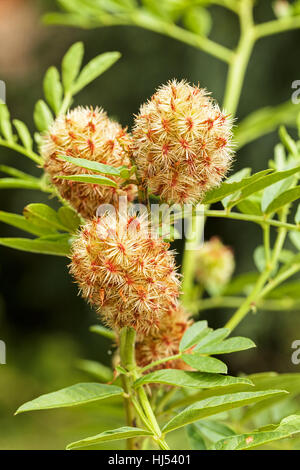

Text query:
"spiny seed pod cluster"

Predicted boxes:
[[135, 304, 192, 371], [42, 106, 136, 219], [69, 212, 180, 334], [195, 237, 235, 294], [133, 80, 233, 204]]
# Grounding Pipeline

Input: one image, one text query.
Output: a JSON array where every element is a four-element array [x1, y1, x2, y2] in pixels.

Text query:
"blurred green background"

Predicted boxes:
[[0, 0, 299, 449]]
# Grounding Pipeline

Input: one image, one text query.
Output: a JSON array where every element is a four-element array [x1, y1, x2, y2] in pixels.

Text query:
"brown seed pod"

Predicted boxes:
[[42, 106, 137, 218], [133, 80, 233, 204], [69, 212, 181, 334], [135, 304, 193, 371]]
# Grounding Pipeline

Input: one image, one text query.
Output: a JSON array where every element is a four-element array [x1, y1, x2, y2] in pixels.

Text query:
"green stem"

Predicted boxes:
[[224, 268, 271, 331], [0, 139, 43, 165], [120, 327, 138, 450], [140, 353, 182, 374], [59, 92, 73, 115], [263, 223, 271, 267], [189, 296, 300, 313], [131, 13, 234, 64], [255, 16, 300, 39], [204, 209, 300, 232], [223, 0, 255, 116], [119, 327, 170, 450], [181, 206, 205, 306], [258, 264, 300, 301]]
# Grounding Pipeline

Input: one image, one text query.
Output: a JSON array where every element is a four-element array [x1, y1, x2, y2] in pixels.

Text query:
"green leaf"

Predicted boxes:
[[0, 237, 70, 256], [57, 173, 117, 187], [43, 66, 63, 114], [0, 178, 41, 190], [24, 203, 69, 232], [162, 390, 288, 433], [15, 383, 123, 415], [183, 7, 212, 36], [186, 423, 207, 450], [203, 170, 272, 205], [193, 328, 230, 352], [212, 414, 300, 450], [0, 104, 13, 142], [234, 100, 300, 150], [179, 321, 210, 352], [62, 42, 84, 92], [0, 165, 36, 180], [0, 211, 56, 237], [261, 174, 296, 213], [89, 325, 116, 340], [72, 52, 121, 94], [221, 168, 251, 208], [76, 359, 113, 382], [237, 196, 262, 216], [134, 370, 253, 389], [34, 100, 53, 132], [229, 372, 300, 423], [13, 119, 33, 150], [66, 426, 153, 450], [265, 186, 300, 214], [182, 355, 227, 374], [231, 166, 300, 210], [58, 154, 123, 176], [254, 245, 266, 272], [43, 12, 96, 28], [196, 337, 256, 355], [58, 207, 81, 233]]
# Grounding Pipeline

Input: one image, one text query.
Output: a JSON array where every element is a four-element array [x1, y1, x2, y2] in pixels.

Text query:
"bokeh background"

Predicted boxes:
[[0, 0, 299, 449]]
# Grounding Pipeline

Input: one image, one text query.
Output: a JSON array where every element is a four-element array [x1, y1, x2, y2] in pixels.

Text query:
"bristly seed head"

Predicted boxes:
[[69, 212, 181, 334], [135, 304, 193, 371], [41, 106, 137, 219], [132, 80, 234, 204]]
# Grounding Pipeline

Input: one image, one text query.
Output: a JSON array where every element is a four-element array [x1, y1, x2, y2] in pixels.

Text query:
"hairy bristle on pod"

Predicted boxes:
[[133, 80, 233, 204], [69, 212, 181, 334], [42, 106, 136, 218]]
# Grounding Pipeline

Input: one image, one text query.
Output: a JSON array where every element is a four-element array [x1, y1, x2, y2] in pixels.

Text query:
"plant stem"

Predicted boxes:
[[120, 327, 138, 449], [189, 296, 300, 312], [263, 223, 271, 267], [140, 353, 182, 374], [0, 139, 43, 165], [224, 268, 271, 331], [204, 209, 300, 232], [181, 206, 205, 306], [225, 208, 290, 332], [59, 92, 73, 115], [255, 16, 300, 39], [131, 13, 234, 64], [223, 0, 255, 116], [119, 327, 170, 450], [258, 264, 300, 301]]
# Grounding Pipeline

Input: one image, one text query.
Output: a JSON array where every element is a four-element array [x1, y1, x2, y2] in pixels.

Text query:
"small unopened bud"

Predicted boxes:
[[133, 80, 233, 204], [195, 237, 235, 295]]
